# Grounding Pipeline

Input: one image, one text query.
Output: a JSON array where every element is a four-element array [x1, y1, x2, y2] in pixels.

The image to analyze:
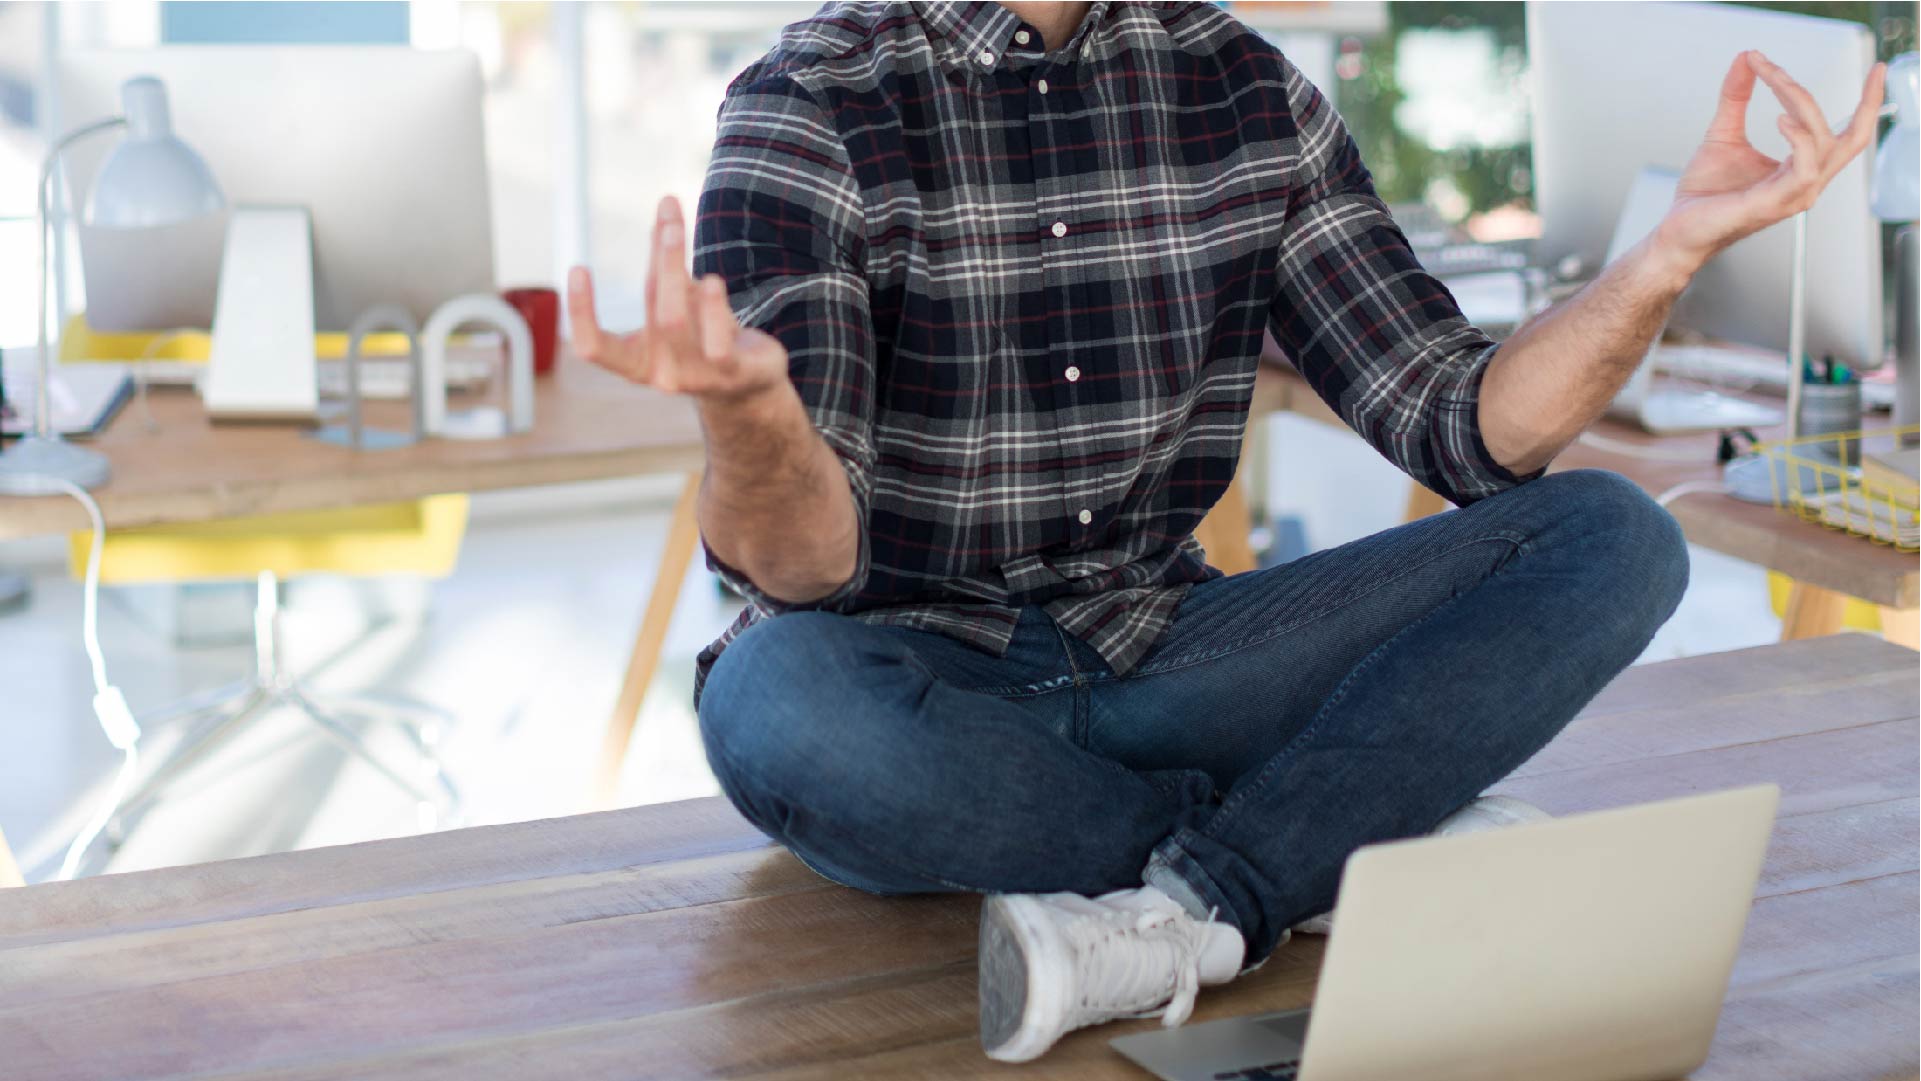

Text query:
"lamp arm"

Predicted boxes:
[[33, 116, 127, 440]]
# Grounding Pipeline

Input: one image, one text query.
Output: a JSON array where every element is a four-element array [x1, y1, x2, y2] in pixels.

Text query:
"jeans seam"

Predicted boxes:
[[1135, 531, 1529, 679], [1196, 580, 1474, 843], [703, 720, 987, 893]]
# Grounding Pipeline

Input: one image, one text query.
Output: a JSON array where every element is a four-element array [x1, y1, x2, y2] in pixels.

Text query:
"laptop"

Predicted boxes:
[[1110, 784, 1780, 1081], [1602, 168, 1782, 435], [1, 361, 134, 439]]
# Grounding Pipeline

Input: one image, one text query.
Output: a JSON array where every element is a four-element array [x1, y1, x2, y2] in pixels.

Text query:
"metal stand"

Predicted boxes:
[[88, 570, 462, 860], [1785, 209, 1808, 439]]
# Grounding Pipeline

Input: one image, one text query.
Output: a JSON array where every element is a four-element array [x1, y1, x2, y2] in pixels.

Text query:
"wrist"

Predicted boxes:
[[1643, 222, 1707, 292], [695, 372, 791, 414], [694, 377, 796, 429]]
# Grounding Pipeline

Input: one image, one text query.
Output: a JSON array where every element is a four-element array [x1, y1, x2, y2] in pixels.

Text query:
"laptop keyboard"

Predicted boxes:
[[1212, 1060, 1300, 1081]]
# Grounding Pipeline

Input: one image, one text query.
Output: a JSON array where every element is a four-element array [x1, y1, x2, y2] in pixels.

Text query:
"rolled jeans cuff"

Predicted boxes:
[[1143, 830, 1274, 976]]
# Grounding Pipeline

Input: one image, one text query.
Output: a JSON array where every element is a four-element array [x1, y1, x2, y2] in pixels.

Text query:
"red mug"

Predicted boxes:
[[502, 286, 560, 375]]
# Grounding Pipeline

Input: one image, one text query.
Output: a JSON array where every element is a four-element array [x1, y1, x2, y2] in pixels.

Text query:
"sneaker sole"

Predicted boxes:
[[978, 894, 1066, 1062]]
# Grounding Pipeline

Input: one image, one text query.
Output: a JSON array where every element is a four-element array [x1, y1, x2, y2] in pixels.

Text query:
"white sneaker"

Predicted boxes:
[[977, 884, 1244, 1063], [1291, 795, 1551, 936]]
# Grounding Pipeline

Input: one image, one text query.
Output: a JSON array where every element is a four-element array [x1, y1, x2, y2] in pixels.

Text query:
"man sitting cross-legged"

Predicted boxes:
[[568, 1, 1886, 1062]]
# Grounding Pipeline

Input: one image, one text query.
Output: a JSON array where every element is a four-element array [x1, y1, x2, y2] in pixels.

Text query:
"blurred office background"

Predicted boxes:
[[0, 1, 1912, 882]]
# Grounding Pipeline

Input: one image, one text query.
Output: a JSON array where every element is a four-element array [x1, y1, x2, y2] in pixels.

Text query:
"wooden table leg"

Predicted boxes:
[[1879, 606, 1920, 651], [1196, 461, 1260, 576], [1779, 580, 1849, 641], [1404, 483, 1451, 523], [592, 471, 703, 811], [0, 826, 23, 888]]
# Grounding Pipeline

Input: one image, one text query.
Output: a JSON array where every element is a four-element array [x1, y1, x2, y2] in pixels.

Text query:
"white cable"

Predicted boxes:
[[0, 471, 141, 880], [1655, 479, 1729, 507], [1576, 430, 1719, 463]]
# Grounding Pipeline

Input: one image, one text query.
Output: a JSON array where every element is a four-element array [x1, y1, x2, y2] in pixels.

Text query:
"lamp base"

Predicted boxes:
[[0, 435, 112, 494]]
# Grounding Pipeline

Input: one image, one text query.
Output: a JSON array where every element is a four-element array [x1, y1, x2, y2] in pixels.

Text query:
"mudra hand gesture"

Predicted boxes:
[[1656, 50, 1888, 268], [567, 194, 789, 405]]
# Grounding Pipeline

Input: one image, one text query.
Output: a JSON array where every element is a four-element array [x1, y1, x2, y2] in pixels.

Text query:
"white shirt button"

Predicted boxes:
[[1050, 221, 1068, 238], [1078, 509, 1093, 525], [1037, 78, 1050, 95], [1064, 365, 1081, 382], [979, 50, 995, 66], [1014, 29, 1032, 45]]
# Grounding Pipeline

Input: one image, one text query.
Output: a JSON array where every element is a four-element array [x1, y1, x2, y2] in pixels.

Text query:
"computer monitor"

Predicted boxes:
[[58, 46, 495, 332], [1529, 1, 1883, 370], [55, 47, 496, 418]]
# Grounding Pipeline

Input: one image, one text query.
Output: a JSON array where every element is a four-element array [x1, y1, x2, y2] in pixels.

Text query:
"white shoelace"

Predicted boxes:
[[1063, 901, 1218, 1030]]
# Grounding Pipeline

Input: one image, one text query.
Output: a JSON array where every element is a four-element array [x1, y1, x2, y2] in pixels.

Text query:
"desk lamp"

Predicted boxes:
[[0, 75, 223, 494]]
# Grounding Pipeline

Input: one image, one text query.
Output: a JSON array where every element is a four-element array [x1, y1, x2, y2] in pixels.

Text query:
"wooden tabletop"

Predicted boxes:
[[6, 347, 1912, 609], [1258, 361, 1919, 610], [0, 352, 704, 540], [0, 634, 1912, 1080]]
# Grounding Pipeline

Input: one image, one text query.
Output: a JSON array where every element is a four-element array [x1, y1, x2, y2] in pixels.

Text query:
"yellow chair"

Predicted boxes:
[[60, 317, 467, 864]]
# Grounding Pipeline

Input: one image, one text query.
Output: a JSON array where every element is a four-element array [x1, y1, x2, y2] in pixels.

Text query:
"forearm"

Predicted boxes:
[[1477, 232, 1702, 473], [695, 382, 862, 604]]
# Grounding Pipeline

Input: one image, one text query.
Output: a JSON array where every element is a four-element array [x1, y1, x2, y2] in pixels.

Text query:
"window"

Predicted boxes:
[[579, 3, 801, 330], [0, 1, 46, 348], [435, 1, 562, 294], [1337, 1, 1915, 242]]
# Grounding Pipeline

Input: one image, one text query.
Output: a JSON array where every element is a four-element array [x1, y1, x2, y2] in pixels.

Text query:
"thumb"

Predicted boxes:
[[735, 326, 787, 366]]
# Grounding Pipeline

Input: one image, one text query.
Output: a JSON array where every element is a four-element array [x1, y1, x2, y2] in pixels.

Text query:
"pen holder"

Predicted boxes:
[[1796, 381, 1863, 466]]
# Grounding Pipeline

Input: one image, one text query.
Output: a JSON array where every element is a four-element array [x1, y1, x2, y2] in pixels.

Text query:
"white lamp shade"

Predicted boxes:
[[1872, 52, 1919, 223], [83, 75, 224, 229]]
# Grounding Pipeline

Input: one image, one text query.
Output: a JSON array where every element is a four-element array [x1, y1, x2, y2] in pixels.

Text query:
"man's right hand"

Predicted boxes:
[[570, 193, 863, 605], [568, 194, 790, 406]]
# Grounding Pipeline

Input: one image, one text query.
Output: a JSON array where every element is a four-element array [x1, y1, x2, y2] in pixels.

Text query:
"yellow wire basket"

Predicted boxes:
[[1758, 424, 1920, 552]]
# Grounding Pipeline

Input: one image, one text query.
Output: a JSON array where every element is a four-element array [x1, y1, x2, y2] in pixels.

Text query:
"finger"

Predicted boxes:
[[644, 200, 668, 328], [1706, 51, 1759, 142], [1775, 113, 1822, 182], [696, 274, 740, 372], [1750, 52, 1833, 153], [604, 330, 656, 383], [566, 266, 606, 360], [653, 196, 694, 337], [646, 199, 692, 387], [1835, 61, 1889, 162]]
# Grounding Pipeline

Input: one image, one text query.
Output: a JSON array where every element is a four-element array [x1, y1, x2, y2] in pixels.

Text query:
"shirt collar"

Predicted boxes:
[[916, 1, 1111, 74]]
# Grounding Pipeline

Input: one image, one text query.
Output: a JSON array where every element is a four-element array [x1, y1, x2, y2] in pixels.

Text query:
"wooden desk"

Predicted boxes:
[[0, 353, 703, 540], [0, 354, 707, 807], [0, 635, 1911, 1080], [1250, 361, 1920, 647]]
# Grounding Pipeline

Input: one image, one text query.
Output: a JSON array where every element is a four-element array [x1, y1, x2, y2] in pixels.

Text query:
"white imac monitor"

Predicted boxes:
[[56, 48, 496, 419], [1529, 1, 1883, 371]]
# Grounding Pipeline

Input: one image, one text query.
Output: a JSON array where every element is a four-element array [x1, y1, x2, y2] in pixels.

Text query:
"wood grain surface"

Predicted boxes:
[[0, 635, 1913, 1080], [1256, 359, 1918, 614], [0, 351, 704, 540]]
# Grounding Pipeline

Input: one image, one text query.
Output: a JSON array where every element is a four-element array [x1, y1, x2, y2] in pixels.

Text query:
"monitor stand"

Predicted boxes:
[[202, 205, 318, 422]]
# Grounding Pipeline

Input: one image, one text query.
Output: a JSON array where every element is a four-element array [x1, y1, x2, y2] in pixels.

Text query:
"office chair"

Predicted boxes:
[[59, 317, 465, 865]]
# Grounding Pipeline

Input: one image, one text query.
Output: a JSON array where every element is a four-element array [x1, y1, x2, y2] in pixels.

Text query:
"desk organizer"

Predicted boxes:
[[1760, 424, 1920, 551]]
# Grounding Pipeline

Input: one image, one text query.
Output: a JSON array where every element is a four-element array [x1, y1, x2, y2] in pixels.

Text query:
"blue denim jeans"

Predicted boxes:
[[697, 470, 1689, 964]]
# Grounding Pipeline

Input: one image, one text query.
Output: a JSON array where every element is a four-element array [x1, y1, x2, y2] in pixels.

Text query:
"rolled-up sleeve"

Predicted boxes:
[[692, 72, 876, 611], [1265, 55, 1543, 506]]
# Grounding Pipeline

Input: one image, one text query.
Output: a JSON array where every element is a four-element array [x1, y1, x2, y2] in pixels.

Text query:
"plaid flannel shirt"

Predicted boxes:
[[689, 0, 1537, 705]]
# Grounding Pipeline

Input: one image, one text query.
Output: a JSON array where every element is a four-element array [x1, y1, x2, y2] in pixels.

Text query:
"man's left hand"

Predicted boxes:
[[1654, 50, 1887, 275]]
